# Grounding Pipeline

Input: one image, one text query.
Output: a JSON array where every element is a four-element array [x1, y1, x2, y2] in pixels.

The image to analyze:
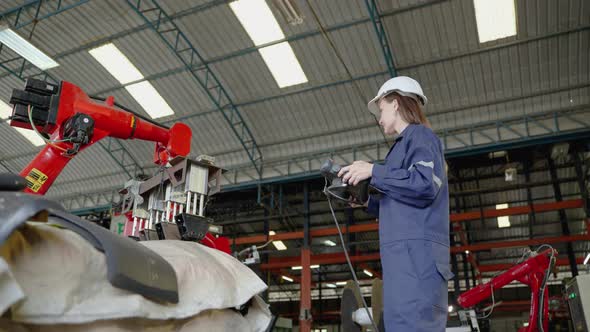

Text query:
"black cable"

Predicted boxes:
[[324, 180, 380, 332], [88, 95, 170, 130]]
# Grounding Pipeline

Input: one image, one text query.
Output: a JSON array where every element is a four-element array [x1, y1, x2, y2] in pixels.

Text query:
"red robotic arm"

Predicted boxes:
[[9, 79, 191, 195], [10, 79, 230, 254], [458, 248, 557, 332]]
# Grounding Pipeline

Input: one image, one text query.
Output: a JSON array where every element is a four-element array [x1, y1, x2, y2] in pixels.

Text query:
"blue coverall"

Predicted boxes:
[[367, 123, 454, 331]]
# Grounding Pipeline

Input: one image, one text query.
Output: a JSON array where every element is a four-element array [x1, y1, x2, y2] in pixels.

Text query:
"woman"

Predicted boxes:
[[338, 76, 454, 331]]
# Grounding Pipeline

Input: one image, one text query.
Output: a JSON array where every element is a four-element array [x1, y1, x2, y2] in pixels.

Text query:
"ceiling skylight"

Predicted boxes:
[[89, 43, 175, 119], [229, 0, 284, 45], [259, 42, 308, 88], [125, 82, 175, 118], [0, 27, 59, 70], [230, 0, 308, 88], [473, 0, 517, 43]]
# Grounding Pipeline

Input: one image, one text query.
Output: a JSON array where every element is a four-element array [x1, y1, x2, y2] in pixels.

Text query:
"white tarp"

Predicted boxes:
[[0, 222, 271, 331]]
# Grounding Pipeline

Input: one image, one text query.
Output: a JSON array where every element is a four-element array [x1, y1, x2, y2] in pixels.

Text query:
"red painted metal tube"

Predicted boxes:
[[234, 200, 584, 245]]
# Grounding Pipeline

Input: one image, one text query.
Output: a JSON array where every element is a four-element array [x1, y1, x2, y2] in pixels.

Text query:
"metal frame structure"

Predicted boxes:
[[0, 2, 587, 327], [220, 107, 590, 187], [202, 138, 589, 318], [44, 133, 590, 327], [0, 1, 586, 195], [56, 119, 590, 211], [364, 0, 396, 78], [94, 24, 590, 125], [126, 0, 263, 177], [233, 199, 585, 245], [92, 0, 445, 99], [0, 0, 89, 29], [0, 0, 89, 82], [548, 156, 579, 276]]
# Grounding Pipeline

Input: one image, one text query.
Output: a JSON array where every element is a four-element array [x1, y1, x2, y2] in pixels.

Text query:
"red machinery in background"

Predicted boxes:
[[8, 79, 229, 253], [458, 248, 558, 332]]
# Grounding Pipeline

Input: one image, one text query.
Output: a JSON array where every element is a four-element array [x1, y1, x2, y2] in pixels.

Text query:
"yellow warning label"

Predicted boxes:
[[25, 168, 49, 193]]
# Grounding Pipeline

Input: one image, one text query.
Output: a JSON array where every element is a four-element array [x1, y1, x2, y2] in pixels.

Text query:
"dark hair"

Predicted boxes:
[[381, 92, 431, 128]]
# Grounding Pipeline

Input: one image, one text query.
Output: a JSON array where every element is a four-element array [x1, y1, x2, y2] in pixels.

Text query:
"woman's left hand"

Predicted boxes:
[[338, 161, 374, 185]]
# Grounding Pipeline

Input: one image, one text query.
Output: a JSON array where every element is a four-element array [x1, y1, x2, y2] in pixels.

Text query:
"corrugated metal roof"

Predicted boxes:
[[173, 3, 258, 61], [0, 0, 586, 208], [21, 1, 143, 57]]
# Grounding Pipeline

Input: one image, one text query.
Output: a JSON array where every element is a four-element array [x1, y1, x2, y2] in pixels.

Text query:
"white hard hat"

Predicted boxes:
[[367, 76, 428, 116]]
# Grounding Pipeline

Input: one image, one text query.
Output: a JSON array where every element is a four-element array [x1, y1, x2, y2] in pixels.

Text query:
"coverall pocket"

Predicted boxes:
[[406, 240, 451, 320], [431, 242, 454, 312], [432, 242, 454, 281], [435, 262, 454, 281], [406, 240, 437, 281]]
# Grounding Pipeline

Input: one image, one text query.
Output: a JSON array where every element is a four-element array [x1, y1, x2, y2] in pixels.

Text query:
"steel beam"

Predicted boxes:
[[300, 183, 312, 332], [449, 206, 462, 301], [259, 236, 590, 269], [364, 0, 396, 77], [572, 147, 590, 232], [0, 0, 88, 83], [450, 199, 583, 222], [212, 98, 589, 160], [93, 0, 446, 97], [214, 191, 581, 228], [0, 1, 228, 82], [220, 106, 590, 187], [4, 23, 589, 169], [548, 157, 578, 276], [149, 27, 590, 124], [455, 170, 482, 281], [234, 199, 584, 245], [263, 252, 381, 270], [91, 15, 589, 106], [50, 122, 588, 199], [341, 229, 590, 250], [54, 124, 590, 212], [456, 234, 590, 253], [523, 159, 536, 239], [60, 189, 118, 211], [472, 168, 486, 229], [126, 0, 263, 177], [345, 207, 356, 254], [0, 1, 90, 31]]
